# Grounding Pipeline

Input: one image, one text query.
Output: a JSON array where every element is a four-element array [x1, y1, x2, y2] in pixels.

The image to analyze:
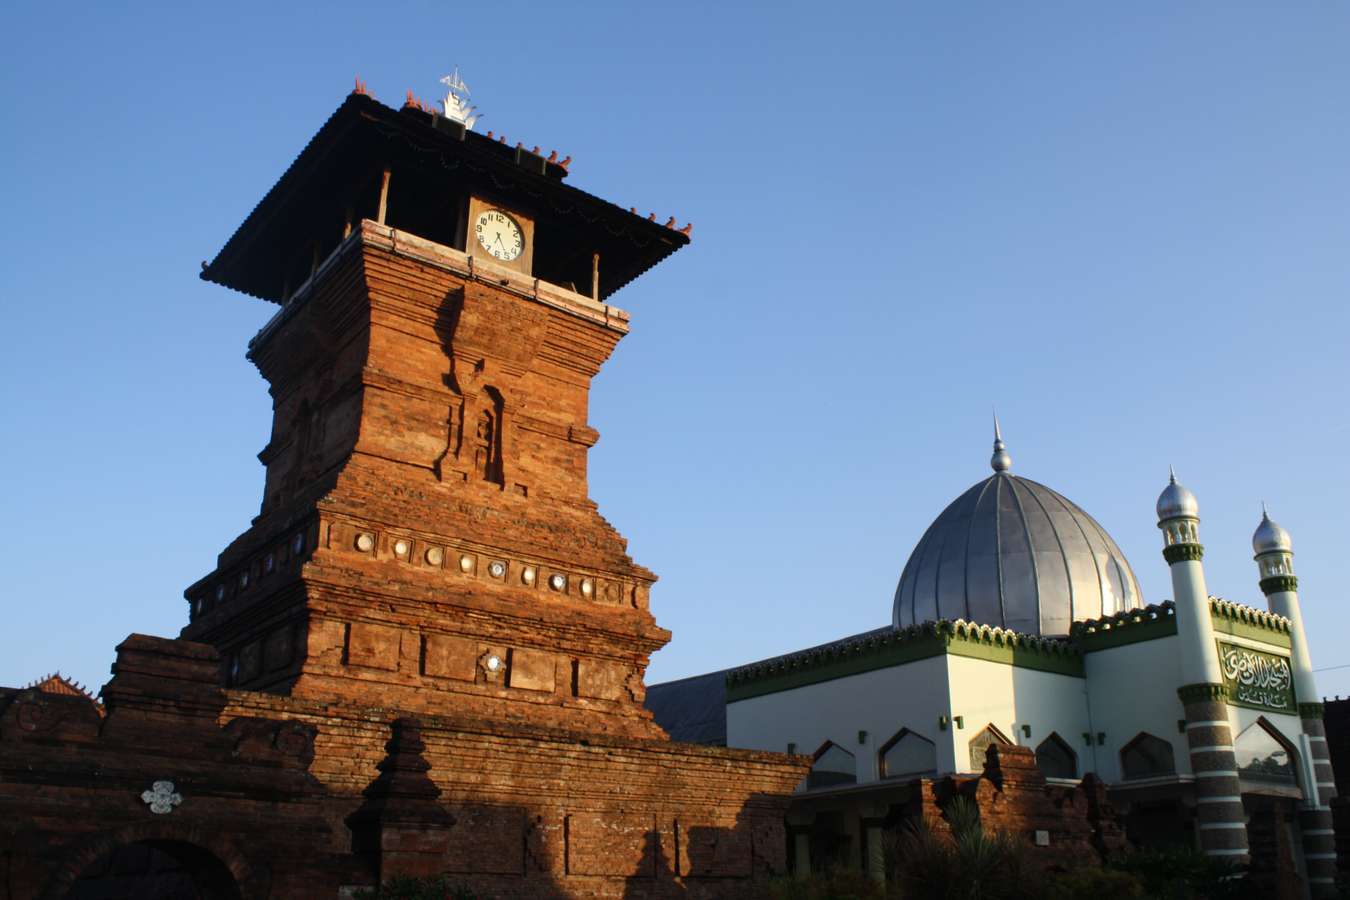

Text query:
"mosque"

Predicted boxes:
[[649, 425, 1343, 894]]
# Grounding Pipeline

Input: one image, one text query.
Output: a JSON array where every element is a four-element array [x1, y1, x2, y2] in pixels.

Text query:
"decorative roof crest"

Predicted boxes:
[[438, 67, 480, 129]]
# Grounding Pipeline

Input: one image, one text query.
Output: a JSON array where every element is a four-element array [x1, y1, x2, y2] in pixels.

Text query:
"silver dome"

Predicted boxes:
[[893, 471, 1144, 637], [1252, 509, 1292, 556], [1156, 469, 1199, 521]]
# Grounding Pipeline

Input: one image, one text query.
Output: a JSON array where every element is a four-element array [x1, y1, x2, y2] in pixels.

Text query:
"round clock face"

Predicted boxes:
[[474, 209, 524, 261]]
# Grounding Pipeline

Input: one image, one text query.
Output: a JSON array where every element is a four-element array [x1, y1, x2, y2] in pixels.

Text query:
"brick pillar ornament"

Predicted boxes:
[[1157, 472, 1249, 862], [346, 717, 455, 882], [1253, 509, 1339, 896]]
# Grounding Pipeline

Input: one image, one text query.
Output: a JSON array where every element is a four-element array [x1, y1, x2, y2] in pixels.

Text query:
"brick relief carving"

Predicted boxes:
[[347, 622, 400, 671], [507, 649, 556, 693], [422, 633, 478, 682], [578, 659, 628, 702]]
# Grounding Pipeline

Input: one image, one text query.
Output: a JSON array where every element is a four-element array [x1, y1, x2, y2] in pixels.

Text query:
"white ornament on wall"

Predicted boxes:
[[141, 780, 183, 815]]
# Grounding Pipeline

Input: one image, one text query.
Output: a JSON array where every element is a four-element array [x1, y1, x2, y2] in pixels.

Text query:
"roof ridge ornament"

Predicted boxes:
[[991, 411, 1011, 473], [438, 67, 480, 129]]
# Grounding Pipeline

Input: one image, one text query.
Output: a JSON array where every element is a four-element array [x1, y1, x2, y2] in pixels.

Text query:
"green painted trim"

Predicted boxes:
[[1299, 702, 1325, 719], [1209, 599, 1292, 648], [944, 628, 1085, 677], [725, 631, 948, 702], [725, 620, 1084, 703], [1259, 575, 1298, 596], [1074, 609, 1178, 652], [1177, 682, 1227, 703], [1163, 544, 1204, 564]]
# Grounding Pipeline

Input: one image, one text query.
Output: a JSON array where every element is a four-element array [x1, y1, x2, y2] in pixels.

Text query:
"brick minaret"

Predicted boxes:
[[1156, 472, 1250, 862], [183, 89, 691, 741]]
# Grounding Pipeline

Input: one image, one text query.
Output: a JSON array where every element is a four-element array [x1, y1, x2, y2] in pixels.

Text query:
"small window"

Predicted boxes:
[[968, 724, 1012, 771], [879, 729, 937, 779], [807, 742, 857, 789], [1120, 733, 1176, 780], [1235, 720, 1297, 786], [1035, 733, 1077, 779]]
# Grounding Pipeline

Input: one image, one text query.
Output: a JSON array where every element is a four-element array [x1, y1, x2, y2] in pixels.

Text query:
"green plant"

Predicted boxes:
[[756, 869, 894, 900], [351, 875, 489, 900], [885, 797, 1040, 900], [1042, 866, 1144, 900], [1110, 847, 1257, 900]]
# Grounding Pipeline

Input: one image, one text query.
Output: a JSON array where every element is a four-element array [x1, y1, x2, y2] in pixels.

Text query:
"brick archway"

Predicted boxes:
[[43, 824, 260, 900]]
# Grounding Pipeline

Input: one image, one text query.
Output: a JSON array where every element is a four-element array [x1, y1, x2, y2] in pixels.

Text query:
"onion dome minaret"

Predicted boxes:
[[1157, 470, 1249, 862], [1253, 509, 1339, 896]]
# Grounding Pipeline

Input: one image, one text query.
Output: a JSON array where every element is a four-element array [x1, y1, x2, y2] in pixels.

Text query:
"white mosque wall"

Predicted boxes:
[[726, 655, 955, 783], [1083, 634, 1187, 782], [943, 655, 1089, 775]]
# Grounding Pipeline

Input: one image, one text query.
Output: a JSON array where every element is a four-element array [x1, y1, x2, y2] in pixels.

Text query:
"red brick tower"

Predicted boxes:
[[184, 89, 688, 740]]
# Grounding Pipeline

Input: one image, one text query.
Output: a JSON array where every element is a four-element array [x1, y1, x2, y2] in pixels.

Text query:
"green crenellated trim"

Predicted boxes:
[[1177, 682, 1227, 704], [1299, 702, 1325, 720], [943, 621, 1084, 677], [1259, 575, 1298, 596], [725, 620, 1084, 703], [725, 628, 948, 702], [1072, 604, 1178, 652], [1209, 598, 1292, 649], [1163, 544, 1204, 564]]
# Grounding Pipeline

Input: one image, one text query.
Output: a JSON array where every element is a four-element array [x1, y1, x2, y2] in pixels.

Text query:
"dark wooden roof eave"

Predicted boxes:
[[200, 93, 689, 304]]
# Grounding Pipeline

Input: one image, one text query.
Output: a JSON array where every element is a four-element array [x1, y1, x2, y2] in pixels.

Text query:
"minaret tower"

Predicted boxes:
[[181, 84, 695, 740], [1156, 471, 1249, 862], [1252, 510, 1339, 896]]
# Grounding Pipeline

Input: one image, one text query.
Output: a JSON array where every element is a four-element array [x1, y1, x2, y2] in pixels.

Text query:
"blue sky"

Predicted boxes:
[[3, 2, 1348, 700]]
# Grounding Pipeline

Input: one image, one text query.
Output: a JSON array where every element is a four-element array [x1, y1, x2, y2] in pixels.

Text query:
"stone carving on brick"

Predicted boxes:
[[226, 717, 317, 768], [507, 648, 556, 693], [478, 649, 506, 684], [434, 398, 465, 482], [625, 669, 647, 703], [2, 689, 101, 742], [140, 780, 183, 815], [422, 633, 478, 682]]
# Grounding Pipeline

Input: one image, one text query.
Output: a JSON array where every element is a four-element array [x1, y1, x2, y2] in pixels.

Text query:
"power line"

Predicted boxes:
[[1313, 663, 1350, 673]]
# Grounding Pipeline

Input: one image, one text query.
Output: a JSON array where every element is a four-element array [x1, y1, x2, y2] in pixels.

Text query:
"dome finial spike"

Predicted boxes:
[[990, 412, 1011, 473], [1168, 464, 1177, 484], [1261, 500, 1268, 519]]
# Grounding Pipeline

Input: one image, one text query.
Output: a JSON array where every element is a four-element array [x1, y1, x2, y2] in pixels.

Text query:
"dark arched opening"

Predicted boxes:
[[64, 840, 241, 900]]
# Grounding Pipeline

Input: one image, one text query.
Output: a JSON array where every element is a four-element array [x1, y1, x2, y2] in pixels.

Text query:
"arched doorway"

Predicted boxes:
[[64, 840, 241, 900]]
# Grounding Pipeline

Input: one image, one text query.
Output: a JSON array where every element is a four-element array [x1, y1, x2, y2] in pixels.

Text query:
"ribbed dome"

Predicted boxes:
[[892, 470, 1144, 637]]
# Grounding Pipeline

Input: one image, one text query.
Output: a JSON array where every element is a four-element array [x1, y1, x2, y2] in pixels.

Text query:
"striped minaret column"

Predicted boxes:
[[1158, 472, 1249, 863], [1254, 510, 1339, 897]]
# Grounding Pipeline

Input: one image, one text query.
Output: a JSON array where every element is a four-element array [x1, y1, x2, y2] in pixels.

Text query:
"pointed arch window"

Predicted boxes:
[[1235, 719, 1297, 787], [1034, 733, 1078, 779], [807, 741, 857, 789], [879, 728, 937, 780], [968, 724, 1012, 771], [1120, 732, 1176, 780]]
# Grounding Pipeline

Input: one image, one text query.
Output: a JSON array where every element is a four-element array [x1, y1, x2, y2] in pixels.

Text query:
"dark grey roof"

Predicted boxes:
[[644, 670, 728, 745], [893, 472, 1143, 637]]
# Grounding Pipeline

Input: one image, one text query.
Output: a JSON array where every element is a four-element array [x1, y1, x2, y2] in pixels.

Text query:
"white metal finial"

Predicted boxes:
[[439, 67, 481, 129], [990, 412, 1011, 473], [1168, 464, 1177, 484]]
